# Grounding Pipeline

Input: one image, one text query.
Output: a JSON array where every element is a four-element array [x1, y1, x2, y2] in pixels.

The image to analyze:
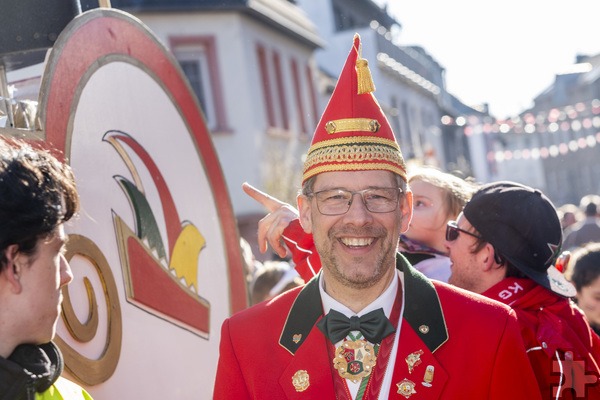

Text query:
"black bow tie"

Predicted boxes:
[[317, 308, 395, 344]]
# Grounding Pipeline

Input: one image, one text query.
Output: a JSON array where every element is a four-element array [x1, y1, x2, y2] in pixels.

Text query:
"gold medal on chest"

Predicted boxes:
[[333, 339, 377, 383]]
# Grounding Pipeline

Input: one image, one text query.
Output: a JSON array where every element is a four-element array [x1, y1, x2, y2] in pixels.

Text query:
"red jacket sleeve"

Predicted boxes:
[[281, 219, 321, 281], [213, 318, 251, 399]]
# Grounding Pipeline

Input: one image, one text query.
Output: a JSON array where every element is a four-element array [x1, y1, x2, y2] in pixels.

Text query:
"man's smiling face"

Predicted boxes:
[[299, 170, 411, 290]]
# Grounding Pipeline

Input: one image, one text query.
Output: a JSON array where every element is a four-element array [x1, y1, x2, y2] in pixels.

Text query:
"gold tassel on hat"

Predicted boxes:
[[356, 58, 375, 94], [354, 34, 375, 95]]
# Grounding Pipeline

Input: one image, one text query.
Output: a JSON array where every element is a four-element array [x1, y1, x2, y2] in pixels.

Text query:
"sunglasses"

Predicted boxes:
[[446, 220, 483, 241]]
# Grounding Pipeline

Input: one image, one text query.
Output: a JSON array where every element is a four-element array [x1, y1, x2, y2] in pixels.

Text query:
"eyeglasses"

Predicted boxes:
[[306, 187, 403, 216], [446, 220, 483, 241]]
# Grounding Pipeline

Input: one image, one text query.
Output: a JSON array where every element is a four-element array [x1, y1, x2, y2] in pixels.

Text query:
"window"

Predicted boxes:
[[171, 36, 228, 133], [256, 44, 276, 128], [290, 58, 306, 134], [305, 63, 319, 131], [272, 52, 290, 131], [176, 47, 214, 124], [256, 44, 290, 133]]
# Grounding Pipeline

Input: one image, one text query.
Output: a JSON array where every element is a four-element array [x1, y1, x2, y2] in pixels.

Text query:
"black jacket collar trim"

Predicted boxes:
[[397, 253, 448, 352], [279, 273, 323, 354]]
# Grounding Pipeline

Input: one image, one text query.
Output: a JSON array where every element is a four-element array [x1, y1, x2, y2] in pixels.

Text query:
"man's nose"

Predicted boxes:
[[344, 193, 373, 223], [59, 254, 74, 287]]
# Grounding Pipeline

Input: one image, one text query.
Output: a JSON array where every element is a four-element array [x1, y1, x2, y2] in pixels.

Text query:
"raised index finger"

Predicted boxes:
[[242, 182, 287, 212]]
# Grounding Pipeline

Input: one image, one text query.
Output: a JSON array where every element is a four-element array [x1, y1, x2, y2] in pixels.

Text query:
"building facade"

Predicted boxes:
[[488, 53, 600, 206]]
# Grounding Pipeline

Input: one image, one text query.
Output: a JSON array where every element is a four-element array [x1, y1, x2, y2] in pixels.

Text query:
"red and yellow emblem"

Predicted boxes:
[[405, 349, 424, 373], [397, 379, 417, 398], [333, 339, 376, 383]]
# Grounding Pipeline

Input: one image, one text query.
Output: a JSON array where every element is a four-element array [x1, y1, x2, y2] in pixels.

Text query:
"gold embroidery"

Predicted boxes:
[[325, 118, 380, 134], [308, 136, 400, 152], [302, 137, 406, 183], [303, 163, 407, 184], [305, 144, 403, 170]]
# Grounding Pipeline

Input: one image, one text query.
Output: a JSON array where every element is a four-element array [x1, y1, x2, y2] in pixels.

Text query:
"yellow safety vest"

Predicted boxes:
[[35, 377, 93, 400]]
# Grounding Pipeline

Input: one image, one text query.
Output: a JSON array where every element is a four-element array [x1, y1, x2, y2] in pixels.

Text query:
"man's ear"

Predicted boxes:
[[297, 194, 313, 234], [400, 190, 413, 234], [2, 245, 24, 293], [480, 243, 499, 271]]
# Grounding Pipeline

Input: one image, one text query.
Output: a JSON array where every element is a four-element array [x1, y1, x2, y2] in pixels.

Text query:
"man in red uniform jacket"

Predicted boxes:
[[214, 34, 541, 399]]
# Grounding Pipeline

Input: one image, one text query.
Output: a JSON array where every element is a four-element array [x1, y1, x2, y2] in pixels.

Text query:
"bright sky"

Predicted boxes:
[[376, 0, 600, 119]]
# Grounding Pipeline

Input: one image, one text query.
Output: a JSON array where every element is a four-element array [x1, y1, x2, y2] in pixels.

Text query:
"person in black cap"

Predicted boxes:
[[445, 181, 600, 399]]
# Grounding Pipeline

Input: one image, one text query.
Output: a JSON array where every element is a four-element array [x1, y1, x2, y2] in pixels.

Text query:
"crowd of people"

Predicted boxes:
[[2, 32, 599, 399]]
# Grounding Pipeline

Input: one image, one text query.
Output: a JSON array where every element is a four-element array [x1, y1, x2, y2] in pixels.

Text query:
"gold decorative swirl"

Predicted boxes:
[[62, 275, 99, 343], [56, 234, 123, 386]]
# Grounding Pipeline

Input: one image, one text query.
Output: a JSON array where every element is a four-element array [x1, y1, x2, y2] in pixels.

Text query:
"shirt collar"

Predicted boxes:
[[319, 270, 400, 318]]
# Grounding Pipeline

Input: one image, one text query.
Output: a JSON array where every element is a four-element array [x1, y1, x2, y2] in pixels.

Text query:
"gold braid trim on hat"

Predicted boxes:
[[302, 139, 407, 182], [303, 162, 407, 183], [304, 142, 405, 170], [308, 135, 400, 152]]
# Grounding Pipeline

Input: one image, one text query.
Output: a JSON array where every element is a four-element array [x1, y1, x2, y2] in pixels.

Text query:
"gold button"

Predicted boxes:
[[292, 370, 310, 392]]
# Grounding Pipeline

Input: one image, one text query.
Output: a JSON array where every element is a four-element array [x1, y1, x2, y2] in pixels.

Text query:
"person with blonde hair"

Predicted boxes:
[[399, 166, 476, 281]]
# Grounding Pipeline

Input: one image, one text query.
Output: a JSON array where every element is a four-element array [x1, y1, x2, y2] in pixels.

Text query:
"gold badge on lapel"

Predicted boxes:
[[405, 350, 424, 373], [292, 370, 310, 392], [292, 333, 302, 343], [333, 339, 376, 383], [422, 365, 434, 387], [397, 379, 417, 398]]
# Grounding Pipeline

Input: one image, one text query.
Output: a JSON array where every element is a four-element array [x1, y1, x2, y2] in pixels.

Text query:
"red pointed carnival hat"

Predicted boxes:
[[302, 33, 406, 183]]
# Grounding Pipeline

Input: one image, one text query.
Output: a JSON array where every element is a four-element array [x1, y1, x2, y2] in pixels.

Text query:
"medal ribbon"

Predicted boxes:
[[326, 283, 403, 400]]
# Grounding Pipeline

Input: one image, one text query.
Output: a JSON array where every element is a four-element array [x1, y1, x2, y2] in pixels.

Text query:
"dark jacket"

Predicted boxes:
[[0, 342, 63, 400]]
